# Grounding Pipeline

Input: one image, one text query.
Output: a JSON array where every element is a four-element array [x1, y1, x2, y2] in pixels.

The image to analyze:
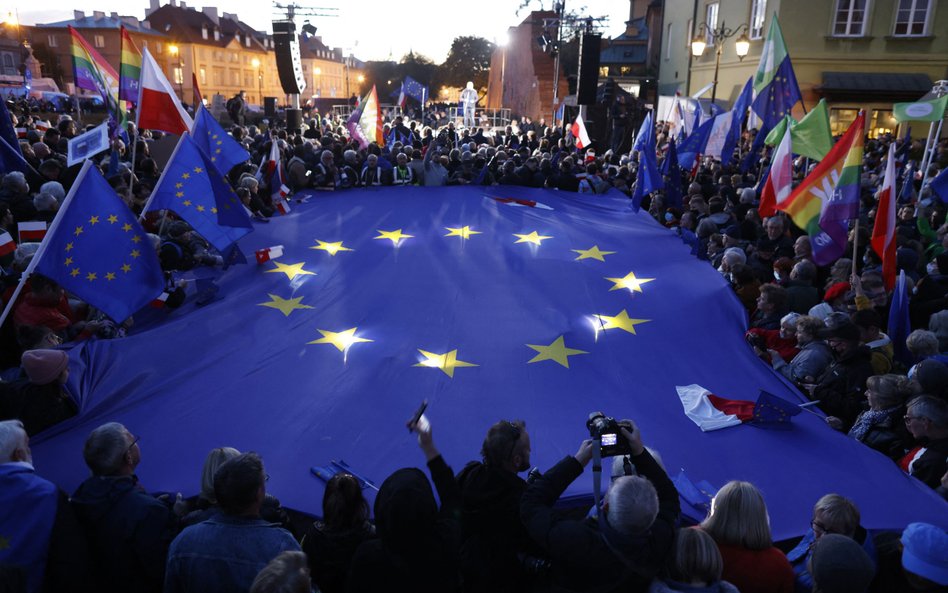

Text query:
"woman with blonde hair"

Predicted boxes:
[[827, 373, 913, 460], [699, 480, 793, 593], [648, 527, 739, 592]]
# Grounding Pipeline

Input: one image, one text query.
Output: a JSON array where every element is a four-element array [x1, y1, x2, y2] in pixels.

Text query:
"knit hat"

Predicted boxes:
[[901, 523, 948, 585], [809, 534, 876, 593], [21, 349, 69, 385], [914, 359, 948, 397], [823, 282, 851, 303]]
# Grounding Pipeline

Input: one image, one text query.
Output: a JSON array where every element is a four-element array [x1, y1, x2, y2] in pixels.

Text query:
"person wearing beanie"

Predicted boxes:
[[808, 534, 875, 593], [808, 322, 874, 430], [900, 523, 948, 589], [1, 350, 77, 435]]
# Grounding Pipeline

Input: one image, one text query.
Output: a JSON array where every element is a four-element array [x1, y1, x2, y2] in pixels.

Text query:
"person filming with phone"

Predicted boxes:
[[520, 415, 679, 593]]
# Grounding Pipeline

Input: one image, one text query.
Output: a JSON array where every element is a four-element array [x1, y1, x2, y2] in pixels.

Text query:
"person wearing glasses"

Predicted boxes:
[[456, 419, 543, 592], [71, 422, 178, 593], [900, 396, 948, 490], [785, 494, 876, 592]]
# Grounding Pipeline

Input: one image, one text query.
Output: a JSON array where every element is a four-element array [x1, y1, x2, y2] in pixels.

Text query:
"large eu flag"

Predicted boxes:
[[148, 133, 252, 251], [33, 162, 163, 322], [191, 104, 251, 176], [29, 185, 948, 539]]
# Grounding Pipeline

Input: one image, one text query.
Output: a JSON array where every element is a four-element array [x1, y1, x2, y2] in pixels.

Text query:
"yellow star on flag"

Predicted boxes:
[[308, 327, 373, 351], [573, 245, 616, 262], [64, 257, 73, 266], [70, 268, 80, 277], [196, 205, 205, 212], [183, 200, 192, 207], [121, 264, 132, 273], [605, 271, 654, 293], [131, 235, 142, 243], [513, 231, 552, 245], [445, 226, 481, 240], [266, 261, 316, 280], [257, 294, 314, 317], [175, 182, 183, 189], [414, 349, 478, 378], [130, 249, 141, 259], [526, 336, 588, 368], [193, 166, 203, 174], [181, 172, 190, 179], [594, 309, 650, 335], [86, 272, 97, 281], [105, 272, 116, 281], [65, 242, 74, 252], [107, 215, 118, 224], [74, 226, 83, 236], [89, 215, 100, 225], [374, 229, 413, 245], [211, 207, 218, 214], [311, 240, 353, 256], [122, 223, 132, 232]]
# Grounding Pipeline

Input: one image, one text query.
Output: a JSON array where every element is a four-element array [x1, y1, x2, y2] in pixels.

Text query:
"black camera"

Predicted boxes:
[[586, 412, 633, 457]]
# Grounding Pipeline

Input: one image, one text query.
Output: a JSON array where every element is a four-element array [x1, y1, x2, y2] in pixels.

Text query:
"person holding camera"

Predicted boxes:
[[520, 419, 679, 593]]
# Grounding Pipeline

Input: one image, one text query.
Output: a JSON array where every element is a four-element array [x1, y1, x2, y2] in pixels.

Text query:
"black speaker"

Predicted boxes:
[[286, 108, 302, 132], [577, 32, 602, 106], [264, 97, 277, 118], [272, 20, 306, 95]]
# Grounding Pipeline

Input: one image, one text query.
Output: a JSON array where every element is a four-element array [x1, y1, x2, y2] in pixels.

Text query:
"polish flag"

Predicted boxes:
[[18, 221, 47, 243], [571, 113, 591, 150], [255, 245, 284, 264], [758, 124, 793, 218], [0, 231, 15, 257], [267, 141, 291, 206], [150, 292, 170, 308], [275, 197, 291, 215], [15, 127, 27, 139], [137, 47, 193, 135], [676, 384, 755, 432], [872, 143, 897, 291]]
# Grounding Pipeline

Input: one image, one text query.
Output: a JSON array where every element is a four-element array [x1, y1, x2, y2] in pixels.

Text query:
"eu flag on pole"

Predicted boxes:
[[148, 134, 252, 252], [661, 138, 683, 209], [888, 270, 912, 367], [191, 104, 251, 176], [632, 111, 663, 211], [0, 97, 19, 153], [0, 137, 34, 177], [931, 166, 948, 204], [33, 162, 163, 322], [677, 116, 714, 171], [722, 77, 754, 167], [402, 76, 428, 104], [751, 15, 802, 130]]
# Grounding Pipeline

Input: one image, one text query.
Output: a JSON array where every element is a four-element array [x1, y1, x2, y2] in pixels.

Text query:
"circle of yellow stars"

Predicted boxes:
[[64, 213, 145, 284], [254, 220, 655, 378]]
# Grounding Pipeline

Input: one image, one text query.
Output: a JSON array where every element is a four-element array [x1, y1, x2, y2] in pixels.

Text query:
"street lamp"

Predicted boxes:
[[168, 44, 184, 99], [251, 57, 262, 105], [690, 21, 750, 104]]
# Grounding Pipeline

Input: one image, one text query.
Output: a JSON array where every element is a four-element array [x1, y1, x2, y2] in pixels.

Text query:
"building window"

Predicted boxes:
[[705, 3, 719, 42], [202, 25, 208, 40], [833, 0, 869, 36], [173, 66, 183, 85], [245, 36, 251, 47], [893, 0, 931, 36], [94, 35, 105, 48], [48, 35, 58, 48], [598, 66, 609, 77], [156, 42, 163, 54], [666, 23, 673, 59], [199, 67, 207, 85], [750, 0, 767, 39], [213, 28, 220, 41], [686, 19, 693, 48], [829, 108, 860, 135]]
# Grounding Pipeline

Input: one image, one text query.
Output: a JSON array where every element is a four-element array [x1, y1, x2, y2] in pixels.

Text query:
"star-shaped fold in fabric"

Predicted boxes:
[[605, 271, 654, 293], [445, 226, 481, 240], [374, 229, 413, 245], [257, 293, 314, 317], [526, 335, 588, 368], [310, 240, 353, 256], [308, 327, 373, 352], [594, 309, 650, 335], [513, 231, 552, 245], [573, 245, 616, 262], [265, 261, 316, 280], [414, 349, 478, 378]]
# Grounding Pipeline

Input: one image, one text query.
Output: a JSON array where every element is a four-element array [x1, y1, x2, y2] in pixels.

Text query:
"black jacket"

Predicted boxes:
[[520, 451, 679, 593], [70, 475, 178, 593], [302, 519, 375, 593], [813, 345, 874, 429], [347, 455, 461, 593]]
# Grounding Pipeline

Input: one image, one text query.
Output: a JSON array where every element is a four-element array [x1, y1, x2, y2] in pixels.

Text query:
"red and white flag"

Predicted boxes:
[[676, 384, 755, 432], [150, 292, 170, 308], [18, 221, 47, 243], [0, 231, 16, 257], [872, 143, 897, 291], [137, 47, 193, 135], [266, 141, 291, 207], [15, 127, 27, 139], [571, 113, 591, 150], [255, 245, 284, 264], [759, 123, 793, 218], [275, 197, 291, 215]]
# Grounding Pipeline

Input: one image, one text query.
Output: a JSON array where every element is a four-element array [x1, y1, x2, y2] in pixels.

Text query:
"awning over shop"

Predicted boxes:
[[817, 72, 933, 102]]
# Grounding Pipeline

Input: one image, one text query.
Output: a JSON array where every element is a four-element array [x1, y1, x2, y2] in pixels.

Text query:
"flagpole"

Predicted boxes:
[[139, 132, 187, 221], [0, 160, 94, 329], [918, 121, 937, 184], [919, 118, 944, 192], [851, 218, 859, 280]]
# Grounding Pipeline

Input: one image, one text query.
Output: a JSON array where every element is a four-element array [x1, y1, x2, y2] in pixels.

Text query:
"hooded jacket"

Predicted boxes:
[[70, 474, 177, 593]]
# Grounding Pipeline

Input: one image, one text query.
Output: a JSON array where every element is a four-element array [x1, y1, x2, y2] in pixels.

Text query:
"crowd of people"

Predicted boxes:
[[1, 96, 948, 593]]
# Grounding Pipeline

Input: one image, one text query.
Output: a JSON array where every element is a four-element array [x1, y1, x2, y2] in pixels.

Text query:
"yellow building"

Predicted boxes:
[[298, 36, 365, 102]]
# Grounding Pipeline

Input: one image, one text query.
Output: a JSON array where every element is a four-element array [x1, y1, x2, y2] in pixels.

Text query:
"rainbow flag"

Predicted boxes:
[[70, 26, 127, 135], [119, 26, 142, 105], [777, 111, 864, 266], [346, 85, 382, 150]]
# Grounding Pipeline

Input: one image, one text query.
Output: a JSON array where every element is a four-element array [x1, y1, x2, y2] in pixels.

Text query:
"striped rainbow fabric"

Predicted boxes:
[[119, 26, 142, 105]]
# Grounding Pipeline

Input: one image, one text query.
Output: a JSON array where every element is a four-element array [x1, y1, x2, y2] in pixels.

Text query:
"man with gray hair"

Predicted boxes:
[[901, 396, 948, 489], [521, 421, 678, 592], [71, 422, 178, 593], [0, 420, 89, 593]]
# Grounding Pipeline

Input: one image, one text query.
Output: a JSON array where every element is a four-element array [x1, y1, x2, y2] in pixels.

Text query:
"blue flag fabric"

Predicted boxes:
[[661, 138, 683, 209], [751, 58, 803, 130], [0, 137, 33, 177], [401, 76, 428, 103], [741, 120, 773, 174], [191, 104, 251, 176], [148, 134, 252, 251], [0, 464, 59, 593], [0, 98, 19, 154], [889, 270, 913, 367], [931, 166, 948, 204], [33, 163, 164, 322], [28, 185, 948, 539], [899, 162, 916, 204], [722, 78, 754, 168], [632, 112, 663, 211], [632, 110, 654, 153], [751, 390, 802, 429], [677, 116, 714, 171]]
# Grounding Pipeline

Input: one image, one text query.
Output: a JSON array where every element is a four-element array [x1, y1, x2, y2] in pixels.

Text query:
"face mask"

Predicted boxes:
[[664, 212, 674, 222], [774, 271, 782, 281], [927, 262, 939, 275]]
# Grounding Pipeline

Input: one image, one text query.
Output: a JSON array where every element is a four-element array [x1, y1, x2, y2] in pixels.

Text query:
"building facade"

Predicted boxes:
[[659, 0, 948, 136]]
